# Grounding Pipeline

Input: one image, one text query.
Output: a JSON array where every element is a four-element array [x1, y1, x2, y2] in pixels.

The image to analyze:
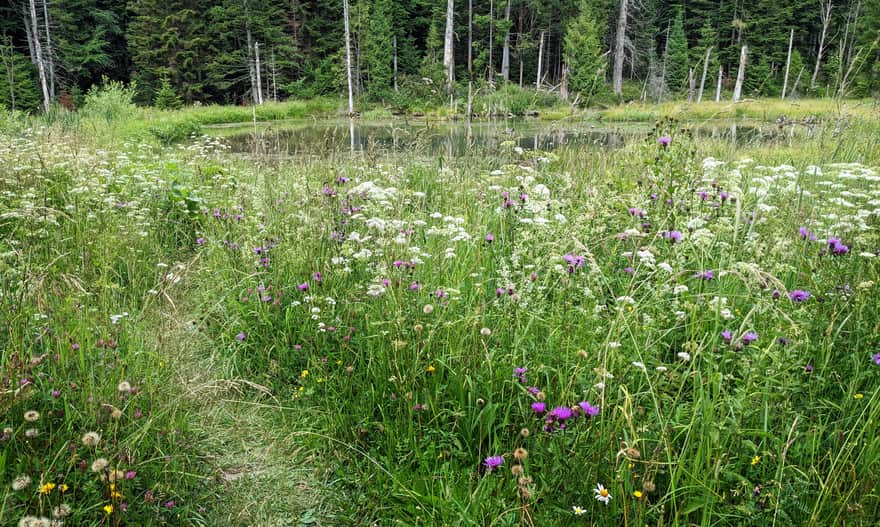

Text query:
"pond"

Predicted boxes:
[[210, 118, 820, 159]]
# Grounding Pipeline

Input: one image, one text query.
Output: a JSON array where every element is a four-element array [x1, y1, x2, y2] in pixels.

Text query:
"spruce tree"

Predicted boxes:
[[563, 0, 606, 103], [664, 8, 688, 94], [365, 0, 394, 98]]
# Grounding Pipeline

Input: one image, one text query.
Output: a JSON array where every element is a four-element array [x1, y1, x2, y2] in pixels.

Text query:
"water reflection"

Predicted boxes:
[[218, 118, 810, 158]]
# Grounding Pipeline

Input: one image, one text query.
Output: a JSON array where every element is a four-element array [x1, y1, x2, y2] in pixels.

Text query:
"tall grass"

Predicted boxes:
[[2, 106, 878, 526]]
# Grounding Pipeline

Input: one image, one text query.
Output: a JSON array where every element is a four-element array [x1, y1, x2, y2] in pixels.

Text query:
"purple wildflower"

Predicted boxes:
[[872, 352, 880, 366], [742, 332, 759, 344], [298, 282, 309, 291], [721, 330, 733, 342], [483, 455, 504, 471], [658, 136, 671, 147], [531, 402, 547, 414], [695, 270, 715, 281], [789, 290, 810, 302], [548, 406, 573, 421], [578, 401, 600, 417], [236, 332, 246, 341], [663, 230, 683, 243], [805, 364, 814, 373], [485, 233, 494, 243]]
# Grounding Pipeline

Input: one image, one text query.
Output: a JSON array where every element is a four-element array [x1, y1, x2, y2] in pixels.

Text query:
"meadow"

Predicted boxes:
[[1, 92, 879, 526]]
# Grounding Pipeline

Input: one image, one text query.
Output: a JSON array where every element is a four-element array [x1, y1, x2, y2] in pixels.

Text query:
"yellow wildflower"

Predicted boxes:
[[300, 369, 309, 379], [39, 482, 56, 494], [60, 483, 69, 493], [633, 490, 643, 498], [103, 504, 113, 515], [426, 364, 436, 374], [854, 393, 864, 399], [751, 455, 761, 465]]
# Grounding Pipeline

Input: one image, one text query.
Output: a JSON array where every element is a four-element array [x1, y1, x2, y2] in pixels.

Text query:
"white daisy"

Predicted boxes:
[[594, 483, 612, 505]]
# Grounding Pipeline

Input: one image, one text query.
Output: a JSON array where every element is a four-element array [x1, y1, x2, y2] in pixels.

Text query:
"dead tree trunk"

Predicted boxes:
[[28, 0, 50, 112], [487, 0, 494, 83], [697, 46, 712, 102], [23, 14, 36, 63], [254, 41, 264, 105], [536, 30, 545, 89], [271, 49, 277, 101], [560, 63, 568, 100], [612, 0, 628, 96], [687, 67, 695, 102], [343, 0, 355, 115], [501, 0, 511, 81], [42, 0, 54, 98], [782, 28, 794, 99], [658, 21, 670, 102], [246, 25, 257, 103], [467, 0, 473, 118], [443, 0, 455, 99], [733, 45, 747, 101], [811, 0, 832, 90], [393, 35, 398, 92]]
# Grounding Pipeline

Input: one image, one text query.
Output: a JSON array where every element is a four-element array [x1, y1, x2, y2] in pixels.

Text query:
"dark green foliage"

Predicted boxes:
[[364, 0, 394, 98], [563, 1, 606, 103], [154, 77, 183, 109], [0, 37, 42, 113], [664, 8, 688, 94], [0, 0, 875, 107]]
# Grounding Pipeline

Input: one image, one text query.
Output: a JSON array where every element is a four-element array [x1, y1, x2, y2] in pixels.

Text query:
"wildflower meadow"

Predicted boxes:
[[2, 97, 879, 526]]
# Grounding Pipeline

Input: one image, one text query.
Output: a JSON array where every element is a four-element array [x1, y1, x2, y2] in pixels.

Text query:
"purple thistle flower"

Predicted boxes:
[[805, 364, 814, 373], [695, 270, 715, 281], [721, 330, 733, 342], [483, 456, 504, 471], [742, 332, 759, 344], [485, 233, 494, 243], [196, 237, 205, 245], [312, 272, 323, 282], [872, 352, 880, 366], [578, 401, 600, 417], [531, 402, 547, 414], [548, 406, 573, 421], [658, 136, 671, 147], [236, 332, 246, 341], [789, 290, 810, 302], [527, 386, 540, 395], [496, 287, 505, 297], [663, 230, 683, 243], [772, 289, 781, 300], [298, 282, 309, 291]]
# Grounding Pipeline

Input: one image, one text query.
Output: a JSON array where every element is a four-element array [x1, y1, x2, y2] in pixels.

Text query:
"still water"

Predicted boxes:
[[212, 118, 813, 158]]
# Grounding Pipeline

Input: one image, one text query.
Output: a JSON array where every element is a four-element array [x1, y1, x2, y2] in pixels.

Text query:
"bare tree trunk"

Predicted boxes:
[[790, 66, 805, 96], [255, 41, 264, 105], [811, 0, 832, 90], [733, 45, 747, 101], [23, 14, 36, 63], [501, 0, 511, 81], [612, 0, 628, 96], [536, 30, 545, 89], [393, 35, 398, 92], [687, 67, 695, 102], [246, 25, 257, 103], [658, 22, 670, 102], [28, 0, 50, 112], [715, 65, 723, 101], [782, 28, 794, 99], [42, 0, 54, 98], [343, 0, 355, 115], [271, 49, 277, 101], [488, 0, 493, 83], [697, 46, 712, 102], [560, 63, 568, 100], [467, 0, 473, 118], [444, 0, 455, 99]]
